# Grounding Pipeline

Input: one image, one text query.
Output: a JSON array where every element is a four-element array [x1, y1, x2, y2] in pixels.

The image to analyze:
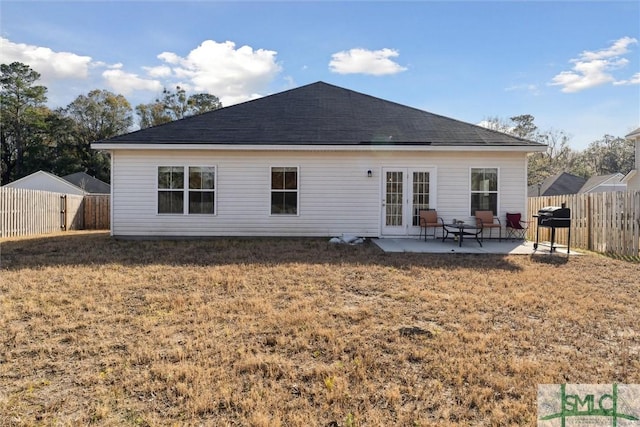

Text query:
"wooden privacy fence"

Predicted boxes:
[[83, 194, 110, 230], [528, 191, 640, 257], [0, 188, 110, 238]]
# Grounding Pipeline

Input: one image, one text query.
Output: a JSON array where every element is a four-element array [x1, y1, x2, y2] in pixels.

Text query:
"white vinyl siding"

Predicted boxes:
[[109, 149, 528, 237]]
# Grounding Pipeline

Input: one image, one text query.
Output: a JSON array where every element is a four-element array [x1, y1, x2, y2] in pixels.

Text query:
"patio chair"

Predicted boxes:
[[419, 209, 444, 241], [505, 212, 529, 241], [475, 210, 501, 241]]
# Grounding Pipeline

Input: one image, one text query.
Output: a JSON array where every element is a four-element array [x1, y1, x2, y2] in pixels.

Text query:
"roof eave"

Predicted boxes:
[[91, 142, 547, 152]]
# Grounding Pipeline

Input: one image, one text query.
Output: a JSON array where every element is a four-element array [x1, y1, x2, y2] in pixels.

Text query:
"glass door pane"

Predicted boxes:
[[385, 171, 403, 226], [412, 171, 430, 226]]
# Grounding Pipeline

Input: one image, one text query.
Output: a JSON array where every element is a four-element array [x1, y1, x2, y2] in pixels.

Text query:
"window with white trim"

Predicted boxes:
[[158, 166, 184, 214], [470, 168, 498, 215], [158, 166, 216, 214], [271, 167, 298, 215]]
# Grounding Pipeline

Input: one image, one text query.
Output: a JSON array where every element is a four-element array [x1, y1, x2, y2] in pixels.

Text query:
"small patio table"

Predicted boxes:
[[442, 222, 483, 247]]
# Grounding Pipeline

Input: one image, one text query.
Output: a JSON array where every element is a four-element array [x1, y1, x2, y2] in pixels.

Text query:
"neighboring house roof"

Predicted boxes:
[[62, 172, 110, 194], [579, 173, 626, 193], [2, 170, 87, 195], [97, 81, 543, 148], [528, 172, 587, 197], [625, 127, 640, 140]]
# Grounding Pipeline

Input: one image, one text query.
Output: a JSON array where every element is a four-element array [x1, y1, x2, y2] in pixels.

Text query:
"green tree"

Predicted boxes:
[[0, 62, 48, 184], [136, 101, 171, 129], [510, 114, 537, 139], [187, 93, 222, 115], [481, 114, 578, 185], [578, 135, 635, 176], [136, 86, 222, 129], [44, 111, 84, 177], [62, 89, 133, 182], [527, 128, 580, 185]]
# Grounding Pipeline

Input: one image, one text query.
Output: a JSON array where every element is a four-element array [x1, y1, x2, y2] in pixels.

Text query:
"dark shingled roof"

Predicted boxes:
[[528, 172, 587, 197], [100, 81, 541, 146], [62, 172, 111, 194]]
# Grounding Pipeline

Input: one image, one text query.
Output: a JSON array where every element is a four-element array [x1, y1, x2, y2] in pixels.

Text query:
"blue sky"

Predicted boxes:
[[1, 1, 639, 149]]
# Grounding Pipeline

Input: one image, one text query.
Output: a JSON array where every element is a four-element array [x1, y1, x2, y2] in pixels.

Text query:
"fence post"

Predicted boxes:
[[60, 194, 67, 231]]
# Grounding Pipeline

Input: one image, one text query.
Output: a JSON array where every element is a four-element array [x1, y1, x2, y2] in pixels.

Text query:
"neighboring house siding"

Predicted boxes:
[[110, 149, 527, 237], [631, 142, 640, 191], [627, 173, 640, 192]]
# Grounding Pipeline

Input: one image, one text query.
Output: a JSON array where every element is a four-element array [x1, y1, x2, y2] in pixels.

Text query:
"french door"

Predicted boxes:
[[381, 168, 436, 236]]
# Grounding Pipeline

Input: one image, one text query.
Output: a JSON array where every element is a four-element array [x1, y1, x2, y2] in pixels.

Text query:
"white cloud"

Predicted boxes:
[[153, 40, 282, 105], [476, 120, 515, 134], [550, 37, 639, 93], [613, 72, 640, 86], [1, 36, 282, 106], [505, 83, 540, 96], [329, 48, 407, 76], [580, 36, 637, 60], [102, 69, 162, 95], [0, 36, 93, 81], [143, 65, 172, 78]]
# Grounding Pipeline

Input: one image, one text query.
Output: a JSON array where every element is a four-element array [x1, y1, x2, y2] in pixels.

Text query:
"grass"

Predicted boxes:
[[0, 232, 638, 426]]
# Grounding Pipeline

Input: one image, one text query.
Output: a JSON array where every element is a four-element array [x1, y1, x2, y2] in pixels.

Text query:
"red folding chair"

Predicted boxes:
[[505, 212, 529, 241]]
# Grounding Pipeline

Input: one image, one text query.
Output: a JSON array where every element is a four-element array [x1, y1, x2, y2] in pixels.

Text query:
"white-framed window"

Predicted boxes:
[[158, 166, 184, 214], [188, 166, 215, 214], [271, 166, 298, 215], [470, 167, 498, 215], [158, 166, 216, 215]]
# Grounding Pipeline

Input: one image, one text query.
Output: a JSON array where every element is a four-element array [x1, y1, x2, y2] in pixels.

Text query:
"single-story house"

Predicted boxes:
[[622, 127, 640, 191], [92, 81, 546, 238], [3, 170, 88, 196]]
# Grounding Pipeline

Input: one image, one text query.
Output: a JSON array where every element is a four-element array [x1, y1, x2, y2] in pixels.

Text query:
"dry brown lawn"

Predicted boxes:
[[0, 232, 638, 426]]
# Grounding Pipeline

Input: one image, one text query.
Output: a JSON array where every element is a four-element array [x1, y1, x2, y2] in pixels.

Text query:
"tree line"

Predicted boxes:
[[1, 62, 635, 187], [482, 115, 635, 186], [0, 62, 222, 185]]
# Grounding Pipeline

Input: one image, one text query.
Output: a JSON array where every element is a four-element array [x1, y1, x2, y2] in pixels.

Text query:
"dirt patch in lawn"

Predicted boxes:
[[1, 233, 638, 426]]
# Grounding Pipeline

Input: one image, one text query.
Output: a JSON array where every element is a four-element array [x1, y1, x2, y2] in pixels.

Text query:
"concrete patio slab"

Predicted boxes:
[[372, 238, 581, 255]]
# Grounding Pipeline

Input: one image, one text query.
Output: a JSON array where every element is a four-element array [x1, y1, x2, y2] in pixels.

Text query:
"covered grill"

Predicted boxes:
[[533, 205, 571, 253]]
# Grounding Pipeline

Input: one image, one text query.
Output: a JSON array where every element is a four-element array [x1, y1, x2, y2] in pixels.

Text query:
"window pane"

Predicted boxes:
[[158, 167, 171, 189], [471, 168, 497, 191], [271, 169, 284, 190], [271, 191, 297, 214], [189, 191, 215, 214], [470, 169, 483, 191], [283, 192, 297, 214], [158, 191, 184, 214], [471, 193, 497, 215], [189, 167, 215, 190], [189, 167, 202, 189], [159, 166, 184, 190], [284, 170, 297, 189], [486, 169, 498, 190], [202, 167, 215, 189], [271, 192, 285, 214], [412, 172, 430, 226]]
